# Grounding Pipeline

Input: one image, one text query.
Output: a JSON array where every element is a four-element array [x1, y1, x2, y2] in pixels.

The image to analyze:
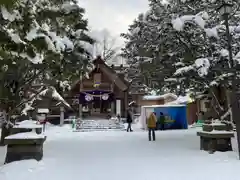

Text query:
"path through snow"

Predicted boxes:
[[0, 125, 240, 180]]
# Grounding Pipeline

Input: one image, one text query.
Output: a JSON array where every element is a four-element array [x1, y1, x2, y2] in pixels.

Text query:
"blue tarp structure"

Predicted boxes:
[[154, 105, 188, 129]]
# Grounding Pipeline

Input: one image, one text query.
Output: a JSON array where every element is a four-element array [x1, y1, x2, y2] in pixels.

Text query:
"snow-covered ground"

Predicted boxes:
[[0, 124, 240, 180]]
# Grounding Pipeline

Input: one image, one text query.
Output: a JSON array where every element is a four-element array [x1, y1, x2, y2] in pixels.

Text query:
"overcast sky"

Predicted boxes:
[[78, 0, 149, 46]]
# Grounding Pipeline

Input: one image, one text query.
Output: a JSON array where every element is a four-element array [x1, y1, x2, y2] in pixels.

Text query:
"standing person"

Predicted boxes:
[[147, 112, 157, 141], [159, 112, 165, 131], [126, 109, 133, 132]]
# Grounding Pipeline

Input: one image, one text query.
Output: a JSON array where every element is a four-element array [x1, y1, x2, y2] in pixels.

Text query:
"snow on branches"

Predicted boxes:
[[122, 0, 240, 94], [0, 0, 94, 118]]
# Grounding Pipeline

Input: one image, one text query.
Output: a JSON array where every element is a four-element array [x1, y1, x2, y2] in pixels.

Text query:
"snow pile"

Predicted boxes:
[[175, 58, 210, 77], [5, 132, 45, 140], [1, 6, 21, 22], [6, 29, 26, 44], [205, 27, 218, 38], [172, 12, 208, 31], [14, 120, 42, 129], [21, 103, 34, 116], [171, 11, 221, 40], [195, 58, 210, 77], [174, 66, 194, 75], [220, 49, 229, 57]]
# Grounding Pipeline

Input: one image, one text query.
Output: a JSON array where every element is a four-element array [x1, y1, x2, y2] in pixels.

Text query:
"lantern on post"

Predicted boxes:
[[217, 0, 233, 16], [37, 108, 49, 132]]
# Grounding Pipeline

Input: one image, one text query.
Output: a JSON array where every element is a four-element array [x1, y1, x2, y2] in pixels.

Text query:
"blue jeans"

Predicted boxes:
[[148, 128, 155, 141]]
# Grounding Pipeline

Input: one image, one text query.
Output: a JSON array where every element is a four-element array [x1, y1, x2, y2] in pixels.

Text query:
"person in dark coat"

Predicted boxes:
[[159, 112, 165, 130], [126, 110, 133, 132]]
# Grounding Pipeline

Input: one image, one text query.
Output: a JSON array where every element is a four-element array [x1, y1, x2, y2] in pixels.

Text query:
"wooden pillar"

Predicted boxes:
[[79, 104, 82, 119], [124, 91, 128, 118], [116, 99, 121, 117], [111, 83, 115, 115], [79, 79, 83, 119], [111, 102, 115, 115], [60, 106, 64, 126]]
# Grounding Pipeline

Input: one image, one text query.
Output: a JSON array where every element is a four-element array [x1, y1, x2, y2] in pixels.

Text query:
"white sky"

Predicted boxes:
[[78, 0, 149, 47]]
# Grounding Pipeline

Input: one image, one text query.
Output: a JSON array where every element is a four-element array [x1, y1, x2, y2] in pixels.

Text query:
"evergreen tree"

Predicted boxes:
[[122, 0, 240, 98], [0, 0, 93, 115]]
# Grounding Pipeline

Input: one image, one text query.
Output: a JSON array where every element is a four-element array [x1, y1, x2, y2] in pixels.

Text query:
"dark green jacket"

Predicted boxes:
[[158, 115, 165, 124]]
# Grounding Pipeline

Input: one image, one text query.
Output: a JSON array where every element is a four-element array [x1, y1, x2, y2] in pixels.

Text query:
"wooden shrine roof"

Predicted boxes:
[[71, 56, 129, 93]]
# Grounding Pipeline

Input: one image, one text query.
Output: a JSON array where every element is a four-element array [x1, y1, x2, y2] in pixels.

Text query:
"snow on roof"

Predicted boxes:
[[5, 132, 46, 140], [38, 87, 71, 108], [142, 93, 177, 101], [21, 86, 71, 116], [21, 87, 48, 115], [142, 104, 186, 108], [51, 88, 71, 108], [166, 95, 194, 105], [197, 130, 234, 135], [128, 101, 136, 106]]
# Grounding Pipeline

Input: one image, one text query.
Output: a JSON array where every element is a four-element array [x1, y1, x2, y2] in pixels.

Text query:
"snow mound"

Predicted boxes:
[[14, 120, 42, 129], [5, 132, 45, 140]]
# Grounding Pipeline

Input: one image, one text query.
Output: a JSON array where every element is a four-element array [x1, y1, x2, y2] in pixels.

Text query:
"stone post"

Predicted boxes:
[[60, 106, 65, 126]]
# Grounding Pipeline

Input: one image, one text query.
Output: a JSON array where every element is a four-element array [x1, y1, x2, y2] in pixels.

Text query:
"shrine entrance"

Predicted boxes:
[[79, 90, 114, 118]]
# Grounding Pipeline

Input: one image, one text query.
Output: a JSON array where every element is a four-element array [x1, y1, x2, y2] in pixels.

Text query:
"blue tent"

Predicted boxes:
[[154, 105, 188, 130]]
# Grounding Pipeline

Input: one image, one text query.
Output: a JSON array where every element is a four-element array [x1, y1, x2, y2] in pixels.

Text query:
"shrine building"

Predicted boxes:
[[69, 56, 144, 119]]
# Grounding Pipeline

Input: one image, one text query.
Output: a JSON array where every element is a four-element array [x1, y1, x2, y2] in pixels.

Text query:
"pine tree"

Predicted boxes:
[[0, 0, 93, 114], [122, 0, 240, 98]]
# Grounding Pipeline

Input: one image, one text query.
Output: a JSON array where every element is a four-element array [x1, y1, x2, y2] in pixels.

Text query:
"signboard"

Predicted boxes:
[[154, 105, 188, 129]]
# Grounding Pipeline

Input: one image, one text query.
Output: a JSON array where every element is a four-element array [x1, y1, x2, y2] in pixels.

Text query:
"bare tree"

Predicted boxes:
[[92, 30, 121, 62]]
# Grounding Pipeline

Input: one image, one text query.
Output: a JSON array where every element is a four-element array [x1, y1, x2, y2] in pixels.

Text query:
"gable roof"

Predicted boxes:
[[71, 56, 129, 92]]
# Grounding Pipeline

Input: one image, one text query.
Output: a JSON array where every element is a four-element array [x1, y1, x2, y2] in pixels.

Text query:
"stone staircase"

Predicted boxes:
[[75, 119, 125, 132]]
